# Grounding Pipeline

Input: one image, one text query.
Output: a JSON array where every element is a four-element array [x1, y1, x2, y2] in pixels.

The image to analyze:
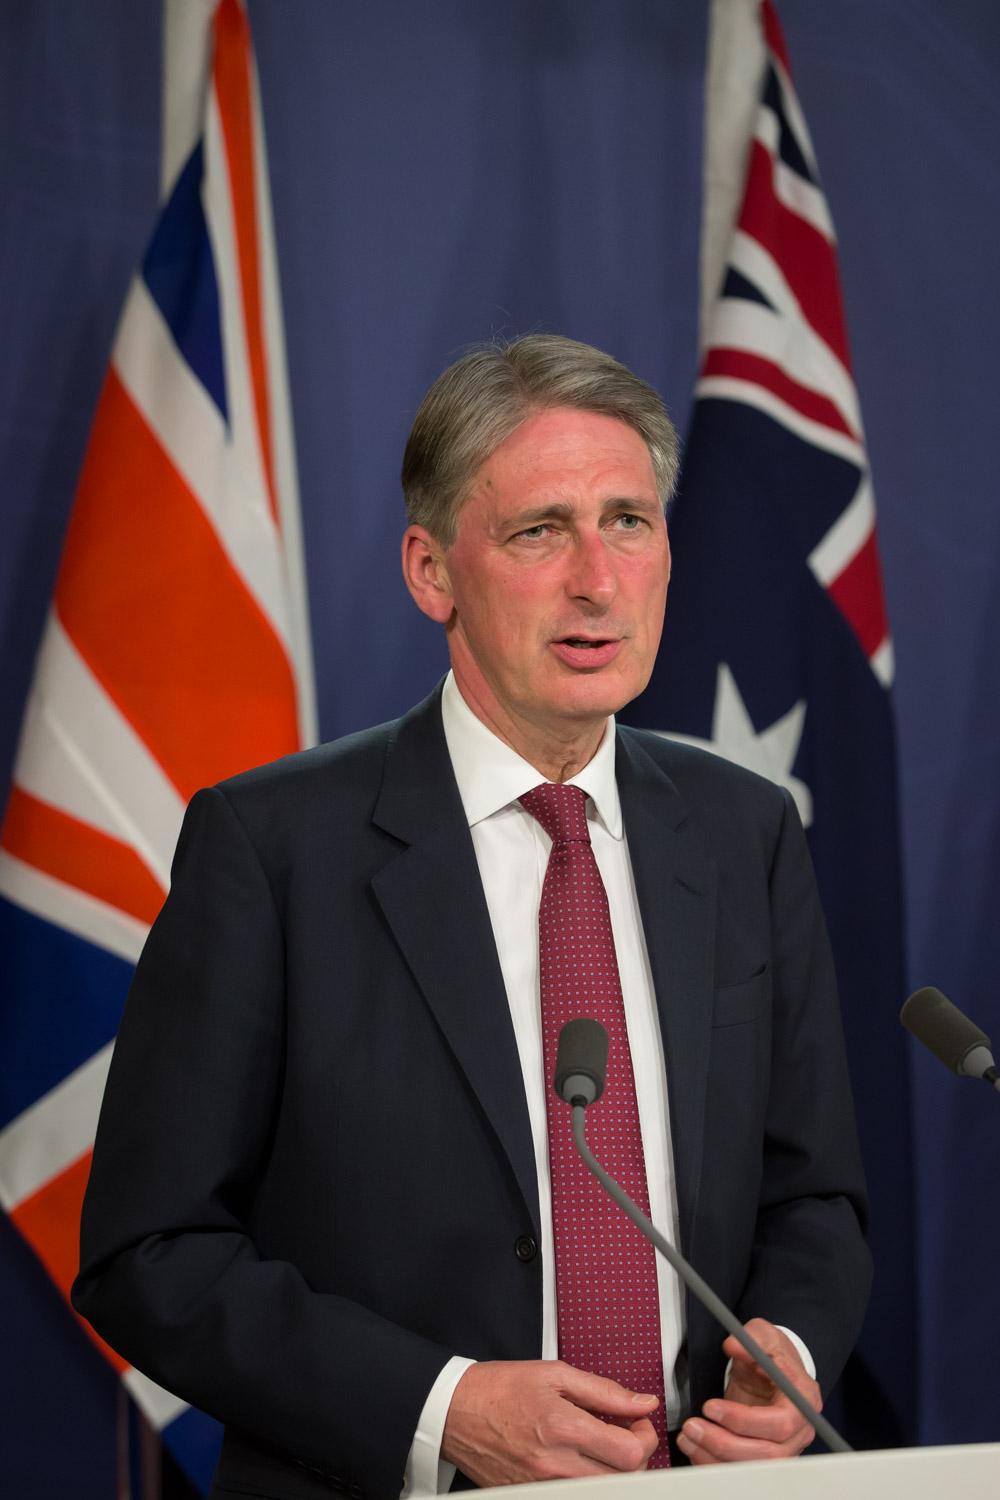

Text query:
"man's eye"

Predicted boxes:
[[615, 513, 643, 530], [515, 524, 549, 540]]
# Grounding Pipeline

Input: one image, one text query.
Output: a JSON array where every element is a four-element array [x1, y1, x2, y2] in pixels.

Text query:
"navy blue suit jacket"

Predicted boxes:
[[74, 686, 870, 1499]]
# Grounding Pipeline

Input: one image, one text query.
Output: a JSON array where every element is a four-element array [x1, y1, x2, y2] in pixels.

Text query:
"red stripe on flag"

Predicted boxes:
[[0, 787, 165, 924], [740, 140, 850, 371], [54, 368, 300, 801], [213, 0, 278, 529], [702, 347, 857, 439], [827, 530, 890, 658], [761, 0, 793, 79], [10, 1152, 129, 1374]]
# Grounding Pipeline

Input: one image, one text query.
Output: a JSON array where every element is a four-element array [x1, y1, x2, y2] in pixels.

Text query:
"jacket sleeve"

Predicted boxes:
[[72, 786, 452, 1500], [733, 787, 872, 1395]]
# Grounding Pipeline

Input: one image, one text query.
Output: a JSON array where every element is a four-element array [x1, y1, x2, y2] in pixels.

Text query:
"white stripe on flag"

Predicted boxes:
[[694, 375, 866, 469], [123, 1367, 190, 1431], [160, 0, 214, 199], [0, 851, 149, 967], [0, 1044, 112, 1211], [768, 48, 820, 181], [701, 0, 766, 343], [251, 47, 318, 747], [808, 472, 876, 587], [728, 230, 859, 397], [14, 693, 136, 850], [14, 615, 186, 889], [112, 279, 294, 657], [709, 296, 862, 439], [202, 84, 283, 599], [755, 106, 835, 241], [871, 637, 895, 687]]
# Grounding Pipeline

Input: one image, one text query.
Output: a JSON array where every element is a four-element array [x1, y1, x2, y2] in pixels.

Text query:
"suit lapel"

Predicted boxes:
[[370, 689, 540, 1234], [367, 695, 716, 1251], [616, 728, 716, 1252]]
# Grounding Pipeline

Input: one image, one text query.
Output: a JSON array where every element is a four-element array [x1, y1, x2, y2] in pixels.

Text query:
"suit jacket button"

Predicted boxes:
[[514, 1234, 538, 1262]]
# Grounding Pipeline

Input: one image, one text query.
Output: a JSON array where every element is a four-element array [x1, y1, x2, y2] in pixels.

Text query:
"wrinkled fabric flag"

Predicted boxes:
[[0, 1, 315, 1488], [624, 0, 916, 1445]]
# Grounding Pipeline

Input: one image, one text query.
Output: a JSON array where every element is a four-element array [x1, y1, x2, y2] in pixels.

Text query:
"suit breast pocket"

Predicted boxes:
[[711, 963, 770, 1028]]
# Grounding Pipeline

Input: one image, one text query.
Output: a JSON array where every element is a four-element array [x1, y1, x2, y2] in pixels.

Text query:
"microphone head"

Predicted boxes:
[[554, 1019, 609, 1107], [900, 986, 993, 1075]]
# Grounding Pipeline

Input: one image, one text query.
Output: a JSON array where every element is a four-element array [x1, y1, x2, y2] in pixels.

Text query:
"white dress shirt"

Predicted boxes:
[[402, 673, 812, 1494]]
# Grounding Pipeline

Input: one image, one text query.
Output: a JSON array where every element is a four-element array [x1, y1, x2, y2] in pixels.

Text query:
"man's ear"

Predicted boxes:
[[401, 525, 454, 624]]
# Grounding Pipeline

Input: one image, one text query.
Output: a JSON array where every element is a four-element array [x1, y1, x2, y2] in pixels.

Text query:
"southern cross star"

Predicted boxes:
[[657, 662, 813, 828]]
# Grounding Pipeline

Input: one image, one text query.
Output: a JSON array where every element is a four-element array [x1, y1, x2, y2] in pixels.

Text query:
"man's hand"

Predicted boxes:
[[441, 1359, 660, 1487], [676, 1319, 820, 1465]]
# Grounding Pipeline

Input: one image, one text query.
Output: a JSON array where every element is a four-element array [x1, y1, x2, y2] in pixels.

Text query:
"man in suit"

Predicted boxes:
[[74, 335, 870, 1496]]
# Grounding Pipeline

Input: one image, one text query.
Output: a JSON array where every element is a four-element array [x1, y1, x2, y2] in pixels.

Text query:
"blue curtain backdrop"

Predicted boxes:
[[1, 2, 998, 1491]]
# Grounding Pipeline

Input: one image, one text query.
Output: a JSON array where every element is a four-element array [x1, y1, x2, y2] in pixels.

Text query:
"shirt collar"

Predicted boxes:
[[440, 670, 623, 839]]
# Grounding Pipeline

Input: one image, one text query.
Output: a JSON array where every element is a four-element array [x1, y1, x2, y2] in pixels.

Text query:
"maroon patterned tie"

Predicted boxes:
[[520, 782, 670, 1468]]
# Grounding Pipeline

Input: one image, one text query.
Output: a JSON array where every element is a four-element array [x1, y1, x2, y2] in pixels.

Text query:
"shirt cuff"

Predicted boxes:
[[401, 1355, 476, 1497], [776, 1327, 816, 1381], [722, 1326, 817, 1390]]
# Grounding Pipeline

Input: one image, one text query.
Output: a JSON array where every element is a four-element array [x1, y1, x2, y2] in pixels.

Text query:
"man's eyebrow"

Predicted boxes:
[[600, 493, 663, 515], [495, 495, 662, 532], [497, 502, 575, 530]]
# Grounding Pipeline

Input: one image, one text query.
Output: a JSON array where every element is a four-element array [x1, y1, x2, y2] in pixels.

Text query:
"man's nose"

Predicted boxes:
[[567, 531, 616, 608]]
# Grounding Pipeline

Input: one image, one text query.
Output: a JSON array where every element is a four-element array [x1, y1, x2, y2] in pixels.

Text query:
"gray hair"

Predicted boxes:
[[401, 333, 680, 546]]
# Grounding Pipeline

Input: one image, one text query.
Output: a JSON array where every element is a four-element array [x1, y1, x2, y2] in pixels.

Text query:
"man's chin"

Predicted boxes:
[[543, 664, 643, 721]]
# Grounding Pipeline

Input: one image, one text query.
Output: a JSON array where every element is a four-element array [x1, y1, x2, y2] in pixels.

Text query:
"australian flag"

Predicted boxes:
[[625, 1, 916, 1446]]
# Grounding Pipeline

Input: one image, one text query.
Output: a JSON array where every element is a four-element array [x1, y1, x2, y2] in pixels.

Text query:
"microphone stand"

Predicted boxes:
[[570, 1103, 852, 1455]]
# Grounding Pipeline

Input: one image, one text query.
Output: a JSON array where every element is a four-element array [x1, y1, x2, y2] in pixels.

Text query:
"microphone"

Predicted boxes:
[[553, 1019, 851, 1455], [900, 987, 1000, 1091], [553, 1016, 608, 1106]]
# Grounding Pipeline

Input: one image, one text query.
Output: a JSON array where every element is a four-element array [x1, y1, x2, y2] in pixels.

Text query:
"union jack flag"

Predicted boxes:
[[0, 0, 315, 1487], [625, 0, 916, 1443]]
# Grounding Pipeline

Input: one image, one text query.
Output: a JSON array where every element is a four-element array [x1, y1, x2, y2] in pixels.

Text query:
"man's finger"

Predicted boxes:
[[443, 1360, 665, 1485], [679, 1417, 798, 1465], [627, 1417, 661, 1466], [702, 1396, 814, 1445], [629, 1416, 660, 1446], [722, 1330, 791, 1374], [556, 1362, 660, 1419], [726, 1360, 802, 1405], [572, 1410, 657, 1472], [723, 1333, 816, 1406], [724, 1362, 778, 1404]]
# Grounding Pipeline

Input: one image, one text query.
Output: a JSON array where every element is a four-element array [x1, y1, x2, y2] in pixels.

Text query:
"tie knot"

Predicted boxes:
[[520, 782, 590, 844]]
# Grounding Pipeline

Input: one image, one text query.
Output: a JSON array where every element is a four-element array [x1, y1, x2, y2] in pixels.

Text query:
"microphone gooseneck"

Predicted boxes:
[[555, 1019, 852, 1456]]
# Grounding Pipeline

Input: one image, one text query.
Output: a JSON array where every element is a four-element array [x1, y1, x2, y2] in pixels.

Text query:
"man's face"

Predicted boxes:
[[430, 406, 671, 747]]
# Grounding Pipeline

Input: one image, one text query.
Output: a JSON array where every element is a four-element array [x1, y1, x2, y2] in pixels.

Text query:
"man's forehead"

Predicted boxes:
[[484, 405, 650, 462], [472, 408, 656, 496]]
